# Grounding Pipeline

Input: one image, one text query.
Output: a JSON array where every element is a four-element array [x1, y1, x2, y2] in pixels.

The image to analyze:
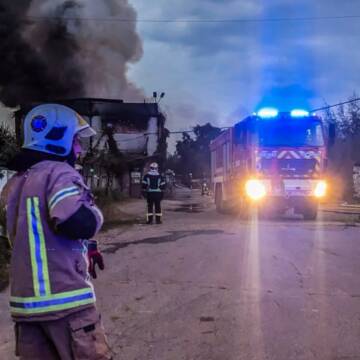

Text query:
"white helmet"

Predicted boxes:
[[150, 162, 159, 170], [23, 103, 96, 156]]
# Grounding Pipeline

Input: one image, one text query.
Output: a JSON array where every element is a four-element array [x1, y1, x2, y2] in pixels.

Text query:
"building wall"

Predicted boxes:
[[96, 116, 159, 155], [147, 117, 158, 156], [0, 170, 15, 195]]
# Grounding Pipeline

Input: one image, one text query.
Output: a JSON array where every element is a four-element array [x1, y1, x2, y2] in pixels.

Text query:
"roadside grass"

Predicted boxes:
[[94, 191, 144, 230]]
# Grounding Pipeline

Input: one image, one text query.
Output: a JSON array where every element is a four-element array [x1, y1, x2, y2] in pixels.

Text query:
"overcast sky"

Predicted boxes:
[[128, 0, 360, 134], [2, 0, 360, 146]]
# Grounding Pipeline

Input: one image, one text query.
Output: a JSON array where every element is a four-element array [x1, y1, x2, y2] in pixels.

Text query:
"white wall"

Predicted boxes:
[[97, 116, 159, 155], [0, 107, 14, 128], [147, 117, 158, 156], [113, 133, 148, 153], [0, 170, 15, 195]]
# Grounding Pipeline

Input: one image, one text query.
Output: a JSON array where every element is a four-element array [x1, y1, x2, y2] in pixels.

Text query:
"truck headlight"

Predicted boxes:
[[245, 179, 266, 200], [314, 180, 327, 198]]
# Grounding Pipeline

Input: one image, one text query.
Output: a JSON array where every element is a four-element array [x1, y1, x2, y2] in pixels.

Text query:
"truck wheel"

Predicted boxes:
[[302, 203, 318, 220]]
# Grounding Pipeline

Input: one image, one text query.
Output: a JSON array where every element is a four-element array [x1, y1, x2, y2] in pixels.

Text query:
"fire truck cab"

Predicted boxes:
[[210, 109, 334, 219]]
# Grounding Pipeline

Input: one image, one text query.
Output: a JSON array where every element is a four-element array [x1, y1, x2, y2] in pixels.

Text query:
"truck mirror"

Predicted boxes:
[[328, 123, 336, 147]]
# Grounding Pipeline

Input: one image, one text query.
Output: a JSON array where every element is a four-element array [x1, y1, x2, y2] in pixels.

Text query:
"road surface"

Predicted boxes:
[[0, 188, 360, 359]]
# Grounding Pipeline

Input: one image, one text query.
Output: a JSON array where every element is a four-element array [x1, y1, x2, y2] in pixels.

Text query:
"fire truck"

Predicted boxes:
[[210, 108, 335, 219]]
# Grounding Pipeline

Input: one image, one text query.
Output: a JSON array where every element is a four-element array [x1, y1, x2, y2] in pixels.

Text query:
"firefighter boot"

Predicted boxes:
[[156, 215, 162, 224], [146, 215, 154, 225]]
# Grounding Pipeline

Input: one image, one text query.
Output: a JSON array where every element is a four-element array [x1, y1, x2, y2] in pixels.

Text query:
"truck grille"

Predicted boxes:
[[260, 158, 319, 177]]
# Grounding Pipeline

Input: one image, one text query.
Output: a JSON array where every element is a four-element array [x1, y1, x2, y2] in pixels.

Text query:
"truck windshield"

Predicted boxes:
[[256, 121, 324, 147]]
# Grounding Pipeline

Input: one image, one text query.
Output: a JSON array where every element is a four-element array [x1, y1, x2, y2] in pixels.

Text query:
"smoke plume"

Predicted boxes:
[[0, 0, 143, 108]]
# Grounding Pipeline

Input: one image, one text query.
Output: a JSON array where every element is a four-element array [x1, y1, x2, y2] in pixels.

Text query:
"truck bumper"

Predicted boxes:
[[259, 196, 319, 212]]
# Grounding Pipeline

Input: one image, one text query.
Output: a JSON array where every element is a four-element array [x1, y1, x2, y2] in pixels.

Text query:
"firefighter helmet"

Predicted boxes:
[[150, 162, 159, 170], [23, 103, 96, 156]]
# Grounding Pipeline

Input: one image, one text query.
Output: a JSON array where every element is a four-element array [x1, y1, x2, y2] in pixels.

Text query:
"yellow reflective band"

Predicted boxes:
[[27, 198, 40, 297], [10, 287, 94, 303], [10, 288, 95, 315], [33, 197, 51, 296], [10, 299, 95, 315], [27, 197, 51, 298]]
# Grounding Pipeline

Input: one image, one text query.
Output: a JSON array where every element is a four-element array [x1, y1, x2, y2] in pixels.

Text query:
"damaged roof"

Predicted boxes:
[[16, 98, 163, 120], [15, 98, 166, 136]]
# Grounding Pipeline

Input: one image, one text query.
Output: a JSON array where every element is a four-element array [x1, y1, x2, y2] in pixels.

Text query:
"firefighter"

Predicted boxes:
[[142, 162, 166, 224], [1, 104, 112, 359]]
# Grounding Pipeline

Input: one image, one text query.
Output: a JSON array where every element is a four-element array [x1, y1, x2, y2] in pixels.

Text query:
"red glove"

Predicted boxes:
[[87, 240, 104, 279]]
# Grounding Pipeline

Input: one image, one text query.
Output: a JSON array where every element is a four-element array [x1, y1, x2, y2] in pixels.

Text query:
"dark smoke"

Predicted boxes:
[[0, 1, 84, 108], [0, 0, 144, 108]]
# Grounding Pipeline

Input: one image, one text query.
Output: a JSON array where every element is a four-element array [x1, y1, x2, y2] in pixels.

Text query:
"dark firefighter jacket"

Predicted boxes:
[[142, 170, 166, 193]]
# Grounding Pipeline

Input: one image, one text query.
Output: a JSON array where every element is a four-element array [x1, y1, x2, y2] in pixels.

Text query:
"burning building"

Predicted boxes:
[[0, 0, 170, 197]]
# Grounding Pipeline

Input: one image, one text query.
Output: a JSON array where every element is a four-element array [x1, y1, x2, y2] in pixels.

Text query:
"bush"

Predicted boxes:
[[0, 124, 18, 167], [0, 236, 10, 290], [0, 203, 5, 230], [0, 204, 10, 290], [0, 172, 11, 291]]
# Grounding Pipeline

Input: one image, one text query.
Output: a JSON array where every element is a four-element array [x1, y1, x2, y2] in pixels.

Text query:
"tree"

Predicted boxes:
[[0, 124, 16, 288], [81, 125, 128, 196], [168, 123, 222, 179], [323, 94, 360, 200], [0, 124, 18, 167]]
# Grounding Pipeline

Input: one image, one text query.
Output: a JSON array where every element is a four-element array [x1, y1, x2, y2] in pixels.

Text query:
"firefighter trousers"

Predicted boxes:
[[14, 307, 112, 360], [146, 192, 163, 223]]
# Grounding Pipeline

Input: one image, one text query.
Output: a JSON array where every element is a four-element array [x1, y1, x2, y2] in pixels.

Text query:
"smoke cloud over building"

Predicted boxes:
[[0, 0, 143, 108]]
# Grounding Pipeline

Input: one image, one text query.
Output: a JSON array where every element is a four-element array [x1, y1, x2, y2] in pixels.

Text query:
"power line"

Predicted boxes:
[[93, 99, 360, 138], [23, 14, 360, 24], [112, 134, 146, 142], [163, 98, 360, 135], [145, 127, 231, 136], [104, 99, 360, 136], [312, 97, 360, 113]]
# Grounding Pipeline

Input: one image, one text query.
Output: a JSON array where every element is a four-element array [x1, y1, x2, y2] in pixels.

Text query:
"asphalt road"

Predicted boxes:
[[0, 189, 360, 359]]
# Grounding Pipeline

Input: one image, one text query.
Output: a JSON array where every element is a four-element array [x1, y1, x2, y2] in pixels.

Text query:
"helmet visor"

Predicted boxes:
[[76, 114, 96, 138]]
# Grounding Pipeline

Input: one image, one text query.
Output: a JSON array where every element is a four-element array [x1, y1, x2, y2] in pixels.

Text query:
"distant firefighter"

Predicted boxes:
[[142, 162, 166, 224]]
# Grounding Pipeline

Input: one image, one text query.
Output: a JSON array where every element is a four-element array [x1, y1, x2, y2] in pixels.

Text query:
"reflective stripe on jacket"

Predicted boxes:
[[4, 161, 103, 320], [142, 172, 166, 193]]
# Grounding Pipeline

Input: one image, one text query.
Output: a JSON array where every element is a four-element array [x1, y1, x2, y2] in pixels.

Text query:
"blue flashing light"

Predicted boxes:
[[257, 108, 279, 118], [291, 109, 310, 117]]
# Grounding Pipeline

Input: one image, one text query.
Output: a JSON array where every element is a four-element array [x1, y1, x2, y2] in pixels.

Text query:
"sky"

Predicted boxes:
[[1, 0, 360, 148], [127, 0, 360, 136]]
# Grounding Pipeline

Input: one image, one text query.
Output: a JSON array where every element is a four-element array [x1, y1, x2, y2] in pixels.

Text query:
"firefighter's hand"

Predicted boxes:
[[87, 240, 105, 279]]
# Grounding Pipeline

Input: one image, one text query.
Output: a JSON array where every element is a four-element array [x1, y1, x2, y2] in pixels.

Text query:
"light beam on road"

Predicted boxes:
[[240, 208, 265, 357], [311, 212, 331, 356]]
